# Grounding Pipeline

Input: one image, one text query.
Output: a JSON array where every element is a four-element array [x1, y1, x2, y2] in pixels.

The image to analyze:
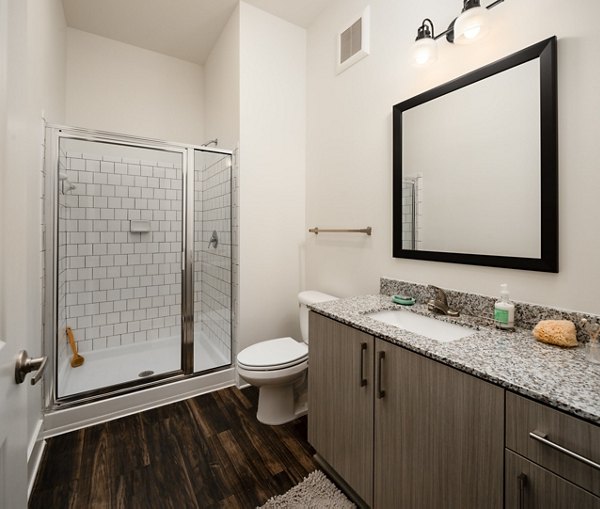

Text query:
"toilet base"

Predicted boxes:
[[255, 372, 308, 425], [256, 383, 299, 425], [238, 361, 308, 426]]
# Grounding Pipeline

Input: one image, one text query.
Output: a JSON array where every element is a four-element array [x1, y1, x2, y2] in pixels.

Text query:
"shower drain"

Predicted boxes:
[[138, 370, 155, 378]]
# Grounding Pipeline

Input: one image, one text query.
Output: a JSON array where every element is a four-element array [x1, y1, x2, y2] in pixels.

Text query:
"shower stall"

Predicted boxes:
[[402, 176, 420, 250], [43, 125, 235, 408]]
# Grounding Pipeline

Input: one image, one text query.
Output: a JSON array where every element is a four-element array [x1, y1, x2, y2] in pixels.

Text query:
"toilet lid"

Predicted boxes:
[[237, 337, 308, 370]]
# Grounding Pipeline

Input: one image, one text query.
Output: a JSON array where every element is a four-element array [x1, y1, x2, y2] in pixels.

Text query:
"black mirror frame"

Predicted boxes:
[[392, 36, 558, 273]]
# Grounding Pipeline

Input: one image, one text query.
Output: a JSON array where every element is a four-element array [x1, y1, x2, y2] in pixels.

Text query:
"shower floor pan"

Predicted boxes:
[[57, 332, 230, 398]]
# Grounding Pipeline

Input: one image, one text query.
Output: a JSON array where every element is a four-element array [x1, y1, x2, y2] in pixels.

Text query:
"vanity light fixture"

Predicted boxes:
[[454, 0, 491, 44], [412, 0, 505, 66], [412, 19, 437, 66]]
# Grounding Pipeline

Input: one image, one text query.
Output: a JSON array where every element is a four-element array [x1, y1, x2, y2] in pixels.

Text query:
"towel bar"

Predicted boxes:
[[309, 227, 372, 236]]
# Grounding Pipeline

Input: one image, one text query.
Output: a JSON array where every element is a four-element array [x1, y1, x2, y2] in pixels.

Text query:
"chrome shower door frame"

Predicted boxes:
[[43, 124, 233, 409]]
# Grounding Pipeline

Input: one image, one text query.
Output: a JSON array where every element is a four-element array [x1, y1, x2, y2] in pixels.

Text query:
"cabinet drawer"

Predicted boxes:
[[506, 450, 600, 509], [506, 392, 600, 496]]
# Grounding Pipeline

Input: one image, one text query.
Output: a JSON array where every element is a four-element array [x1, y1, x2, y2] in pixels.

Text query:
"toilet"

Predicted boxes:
[[236, 290, 337, 425]]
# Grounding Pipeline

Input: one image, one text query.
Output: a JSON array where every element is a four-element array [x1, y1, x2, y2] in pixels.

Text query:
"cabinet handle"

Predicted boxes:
[[359, 342, 367, 387], [517, 473, 527, 509], [529, 430, 600, 471], [376, 351, 385, 399]]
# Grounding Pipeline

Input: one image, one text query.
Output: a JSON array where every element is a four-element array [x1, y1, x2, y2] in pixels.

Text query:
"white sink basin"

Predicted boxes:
[[366, 309, 476, 343]]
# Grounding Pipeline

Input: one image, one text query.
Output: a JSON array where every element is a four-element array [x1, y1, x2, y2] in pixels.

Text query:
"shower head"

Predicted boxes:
[[202, 138, 218, 147]]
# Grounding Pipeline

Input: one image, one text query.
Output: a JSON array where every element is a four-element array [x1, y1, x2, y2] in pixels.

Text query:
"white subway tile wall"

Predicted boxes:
[[401, 176, 422, 250], [57, 148, 71, 370], [401, 180, 414, 250], [194, 152, 233, 365], [60, 148, 183, 353]]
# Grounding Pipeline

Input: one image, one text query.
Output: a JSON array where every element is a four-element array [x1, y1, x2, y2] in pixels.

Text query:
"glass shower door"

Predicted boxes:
[[56, 136, 185, 398], [193, 149, 233, 372]]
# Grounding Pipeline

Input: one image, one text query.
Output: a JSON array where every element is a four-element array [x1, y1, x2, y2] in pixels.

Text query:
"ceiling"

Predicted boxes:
[[62, 0, 334, 65]]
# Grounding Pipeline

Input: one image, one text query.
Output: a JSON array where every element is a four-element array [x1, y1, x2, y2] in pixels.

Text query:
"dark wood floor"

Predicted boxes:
[[29, 386, 318, 508]]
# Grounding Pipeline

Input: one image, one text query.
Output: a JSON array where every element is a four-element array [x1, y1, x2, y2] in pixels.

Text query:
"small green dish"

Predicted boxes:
[[392, 295, 415, 306]]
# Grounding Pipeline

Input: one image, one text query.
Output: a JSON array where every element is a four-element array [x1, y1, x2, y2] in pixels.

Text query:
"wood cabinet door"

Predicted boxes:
[[308, 312, 374, 506], [506, 450, 600, 509], [374, 339, 504, 509]]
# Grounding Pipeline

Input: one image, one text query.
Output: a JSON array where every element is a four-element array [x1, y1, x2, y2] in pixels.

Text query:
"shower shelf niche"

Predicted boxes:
[[130, 220, 151, 233]]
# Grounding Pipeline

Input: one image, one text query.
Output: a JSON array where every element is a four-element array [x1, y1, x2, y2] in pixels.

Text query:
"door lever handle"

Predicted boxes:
[[15, 350, 48, 385]]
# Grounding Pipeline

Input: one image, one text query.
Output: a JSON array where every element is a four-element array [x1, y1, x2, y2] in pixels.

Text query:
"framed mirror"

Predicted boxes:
[[393, 37, 557, 272]]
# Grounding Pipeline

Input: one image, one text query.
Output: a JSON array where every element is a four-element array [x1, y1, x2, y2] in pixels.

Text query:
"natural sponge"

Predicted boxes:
[[533, 320, 578, 348]]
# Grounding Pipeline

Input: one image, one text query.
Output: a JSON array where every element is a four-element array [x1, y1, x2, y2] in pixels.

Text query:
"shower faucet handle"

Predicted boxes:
[[208, 230, 219, 248]]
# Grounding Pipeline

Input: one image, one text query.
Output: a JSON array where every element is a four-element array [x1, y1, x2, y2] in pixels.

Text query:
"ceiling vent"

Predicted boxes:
[[336, 6, 370, 74]]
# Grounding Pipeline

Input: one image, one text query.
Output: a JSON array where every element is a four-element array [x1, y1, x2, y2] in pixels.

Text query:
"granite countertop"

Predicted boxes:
[[309, 294, 600, 425]]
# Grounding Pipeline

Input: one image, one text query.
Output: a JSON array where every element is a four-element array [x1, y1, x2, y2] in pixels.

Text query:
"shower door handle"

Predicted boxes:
[[15, 350, 48, 385]]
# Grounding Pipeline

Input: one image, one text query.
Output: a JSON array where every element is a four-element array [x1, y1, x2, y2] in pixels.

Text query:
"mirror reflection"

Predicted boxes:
[[402, 59, 540, 258]]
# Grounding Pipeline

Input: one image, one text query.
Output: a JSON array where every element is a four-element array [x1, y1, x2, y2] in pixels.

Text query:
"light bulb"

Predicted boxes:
[[464, 25, 481, 40], [454, 6, 490, 44], [412, 37, 437, 67]]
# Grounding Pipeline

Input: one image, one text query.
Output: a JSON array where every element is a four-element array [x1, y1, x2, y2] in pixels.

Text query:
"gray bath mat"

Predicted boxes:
[[258, 470, 356, 508]]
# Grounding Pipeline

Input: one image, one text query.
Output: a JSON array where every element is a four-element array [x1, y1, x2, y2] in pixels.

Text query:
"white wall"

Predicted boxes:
[[204, 6, 240, 150], [306, 0, 600, 314], [238, 2, 307, 349], [29, 0, 66, 123], [30, 0, 66, 464], [30, 0, 67, 443], [66, 28, 204, 145]]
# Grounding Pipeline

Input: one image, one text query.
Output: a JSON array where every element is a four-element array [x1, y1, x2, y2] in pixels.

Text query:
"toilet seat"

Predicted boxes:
[[237, 337, 308, 371]]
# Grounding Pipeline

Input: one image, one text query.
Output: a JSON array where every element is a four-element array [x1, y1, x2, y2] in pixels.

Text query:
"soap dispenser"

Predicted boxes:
[[494, 284, 515, 330]]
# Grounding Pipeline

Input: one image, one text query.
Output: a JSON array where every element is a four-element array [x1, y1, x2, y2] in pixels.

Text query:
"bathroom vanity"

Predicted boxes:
[[307, 292, 600, 509]]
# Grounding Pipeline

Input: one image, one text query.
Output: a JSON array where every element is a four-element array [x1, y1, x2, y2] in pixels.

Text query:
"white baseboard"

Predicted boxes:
[[44, 368, 236, 438], [27, 419, 46, 500]]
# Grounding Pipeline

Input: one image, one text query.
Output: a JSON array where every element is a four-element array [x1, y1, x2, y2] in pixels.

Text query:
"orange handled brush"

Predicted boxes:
[[66, 327, 85, 367]]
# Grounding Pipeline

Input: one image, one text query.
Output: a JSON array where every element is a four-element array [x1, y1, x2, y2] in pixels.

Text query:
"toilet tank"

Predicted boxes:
[[298, 291, 337, 343]]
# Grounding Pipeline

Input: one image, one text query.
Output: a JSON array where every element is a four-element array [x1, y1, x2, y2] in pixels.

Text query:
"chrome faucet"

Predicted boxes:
[[208, 230, 219, 249], [427, 286, 460, 317]]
